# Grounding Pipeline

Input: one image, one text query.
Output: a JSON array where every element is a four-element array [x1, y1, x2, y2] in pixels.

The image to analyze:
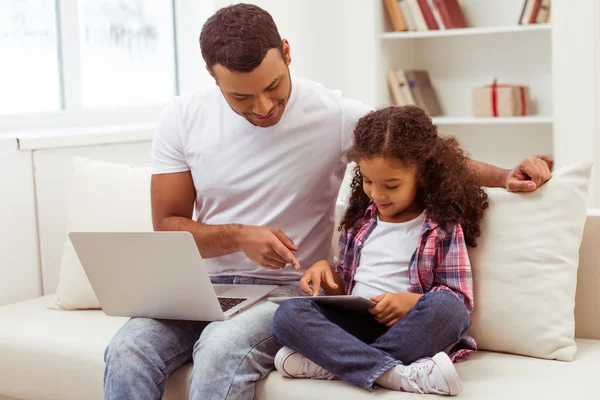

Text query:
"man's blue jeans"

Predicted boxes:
[[272, 291, 471, 391], [103, 276, 302, 400]]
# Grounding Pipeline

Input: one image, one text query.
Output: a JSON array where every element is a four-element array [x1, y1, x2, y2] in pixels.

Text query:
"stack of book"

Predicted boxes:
[[387, 69, 443, 116], [383, 0, 468, 32], [519, 0, 551, 24]]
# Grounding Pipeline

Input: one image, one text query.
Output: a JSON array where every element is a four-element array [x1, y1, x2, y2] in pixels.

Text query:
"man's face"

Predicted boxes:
[[210, 41, 292, 128]]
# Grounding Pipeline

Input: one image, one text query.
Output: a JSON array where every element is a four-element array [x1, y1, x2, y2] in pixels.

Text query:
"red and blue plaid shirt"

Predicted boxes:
[[335, 203, 476, 362]]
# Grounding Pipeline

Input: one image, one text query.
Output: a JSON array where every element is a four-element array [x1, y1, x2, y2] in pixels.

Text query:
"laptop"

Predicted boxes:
[[68, 231, 278, 321]]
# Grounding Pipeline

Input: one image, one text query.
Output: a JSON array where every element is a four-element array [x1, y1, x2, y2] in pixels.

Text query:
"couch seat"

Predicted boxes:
[[0, 296, 597, 400]]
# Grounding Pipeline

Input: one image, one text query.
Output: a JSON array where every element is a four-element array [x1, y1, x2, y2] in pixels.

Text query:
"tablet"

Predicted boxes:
[[268, 295, 375, 313]]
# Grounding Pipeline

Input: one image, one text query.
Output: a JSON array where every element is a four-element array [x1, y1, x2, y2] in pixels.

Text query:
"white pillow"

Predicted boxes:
[[55, 157, 153, 310], [468, 160, 592, 361]]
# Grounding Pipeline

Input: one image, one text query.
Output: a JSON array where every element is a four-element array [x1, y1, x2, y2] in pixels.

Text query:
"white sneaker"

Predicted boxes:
[[382, 352, 462, 396], [274, 346, 334, 380]]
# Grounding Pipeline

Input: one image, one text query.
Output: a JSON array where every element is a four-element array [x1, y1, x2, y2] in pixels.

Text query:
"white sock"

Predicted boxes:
[[375, 367, 401, 391]]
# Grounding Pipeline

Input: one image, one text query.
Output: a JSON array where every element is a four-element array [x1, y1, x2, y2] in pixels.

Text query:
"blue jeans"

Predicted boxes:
[[272, 291, 471, 391], [104, 276, 302, 400]]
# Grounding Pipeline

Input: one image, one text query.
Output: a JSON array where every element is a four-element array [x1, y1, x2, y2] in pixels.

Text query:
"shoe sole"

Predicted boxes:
[[432, 352, 462, 396], [274, 347, 298, 378]]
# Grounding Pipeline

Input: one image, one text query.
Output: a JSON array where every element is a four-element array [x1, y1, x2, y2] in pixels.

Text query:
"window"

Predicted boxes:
[[79, 0, 177, 108], [0, 0, 218, 132], [0, 0, 61, 114], [0, 0, 178, 116]]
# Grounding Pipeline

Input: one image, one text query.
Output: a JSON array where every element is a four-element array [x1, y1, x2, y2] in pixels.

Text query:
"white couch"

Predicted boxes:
[[1, 135, 599, 399]]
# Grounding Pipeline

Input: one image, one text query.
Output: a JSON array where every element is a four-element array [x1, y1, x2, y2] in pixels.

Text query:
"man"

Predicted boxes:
[[104, 4, 551, 400]]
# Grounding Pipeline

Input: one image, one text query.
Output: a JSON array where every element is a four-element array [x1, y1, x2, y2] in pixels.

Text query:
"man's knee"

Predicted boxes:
[[105, 329, 145, 368], [105, 332, 130, 363], [105, 319, 173, 372], [193, 322, 228, 359], [194, 318, 266, 362], [190, 322, 280, 400]]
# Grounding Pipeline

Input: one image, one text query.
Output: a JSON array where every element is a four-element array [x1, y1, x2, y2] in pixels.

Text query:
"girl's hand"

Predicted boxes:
[[369, 292, 423, 327], [300, 260, 339, 296]]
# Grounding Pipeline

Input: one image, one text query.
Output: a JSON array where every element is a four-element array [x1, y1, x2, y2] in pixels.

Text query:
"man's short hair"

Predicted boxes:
[[200, 3, 284, 73]]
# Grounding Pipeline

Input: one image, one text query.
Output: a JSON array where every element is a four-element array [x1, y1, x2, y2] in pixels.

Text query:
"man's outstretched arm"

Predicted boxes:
[[469, 156, 552, 192]]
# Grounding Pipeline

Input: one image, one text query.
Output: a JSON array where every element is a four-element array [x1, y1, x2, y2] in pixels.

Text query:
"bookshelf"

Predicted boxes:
[[344, 0, 555, 169], [380, 23, 551, 40], [432, 116, 553, 126]]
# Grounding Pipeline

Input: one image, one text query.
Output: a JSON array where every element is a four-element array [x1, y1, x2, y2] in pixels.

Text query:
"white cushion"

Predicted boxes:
[[1, 296, 598, 400], [54, 157, 153, 310], [467, 160, 592, 361]]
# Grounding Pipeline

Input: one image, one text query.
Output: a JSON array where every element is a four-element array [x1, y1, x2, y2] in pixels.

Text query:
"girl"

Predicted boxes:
[[271, 106, 488, 396]]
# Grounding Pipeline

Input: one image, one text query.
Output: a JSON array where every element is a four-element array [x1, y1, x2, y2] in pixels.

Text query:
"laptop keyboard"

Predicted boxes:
[[218, 297, 247, 312]]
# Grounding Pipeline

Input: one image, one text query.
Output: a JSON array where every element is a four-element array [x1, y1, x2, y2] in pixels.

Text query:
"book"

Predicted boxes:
[[529, 0, 543, 24], [395, 69, 417, 105], [387, 70, 407, 106], [519, 0, 536, 25], [405, 70, 443, 116], [432, 0, 468, 29], [407, 0, 429, 31], [383, 0, 408, 31], [427, 0, 446, 29], [536, 0, 551, 24], [417, 0, 440, 30], [399, 0, 418, 31], [387, 69, 417, 106]]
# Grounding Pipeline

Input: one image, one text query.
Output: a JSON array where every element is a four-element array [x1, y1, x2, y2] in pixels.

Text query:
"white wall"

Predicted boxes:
[[341, 0, 380, 107], [552, 0, 600, 205], [215, 0, 350, 93]]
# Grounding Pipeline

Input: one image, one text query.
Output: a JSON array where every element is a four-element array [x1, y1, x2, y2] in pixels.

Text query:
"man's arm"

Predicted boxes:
[[468, 159, 510, 188], [151, 171, 242, 258], [151, 172, 300, 269], [468, 156, 552, 192]]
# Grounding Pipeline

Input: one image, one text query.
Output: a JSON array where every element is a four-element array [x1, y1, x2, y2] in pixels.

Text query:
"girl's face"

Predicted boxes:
[[359, 156, 422, 223]]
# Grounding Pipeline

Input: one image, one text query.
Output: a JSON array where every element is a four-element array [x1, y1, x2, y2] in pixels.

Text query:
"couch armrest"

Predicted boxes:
[[575, 209, 600, 340]]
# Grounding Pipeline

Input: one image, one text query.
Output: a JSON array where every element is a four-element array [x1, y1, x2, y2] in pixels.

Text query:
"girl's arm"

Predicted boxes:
[[299, 221, 351, 296], [326, 263, 346, 295], [431, 224, 474, 313]]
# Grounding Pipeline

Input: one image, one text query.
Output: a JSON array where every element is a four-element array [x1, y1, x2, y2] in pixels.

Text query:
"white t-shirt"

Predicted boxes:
[[351, 213, 426, 299], [151, 77, 371, 280]]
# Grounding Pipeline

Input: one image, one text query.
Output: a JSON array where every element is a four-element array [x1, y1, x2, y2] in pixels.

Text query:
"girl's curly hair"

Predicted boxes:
[[340, 106, 489, 247]]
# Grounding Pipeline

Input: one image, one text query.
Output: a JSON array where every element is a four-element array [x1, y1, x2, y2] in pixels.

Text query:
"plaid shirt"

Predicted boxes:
[[335, 203, 476, 362]]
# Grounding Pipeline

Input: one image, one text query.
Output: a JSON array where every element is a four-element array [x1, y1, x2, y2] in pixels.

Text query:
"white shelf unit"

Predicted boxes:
[[345, 0, 554, 169], [380, 23, 551, 40], [432, 116, 553, 126]]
